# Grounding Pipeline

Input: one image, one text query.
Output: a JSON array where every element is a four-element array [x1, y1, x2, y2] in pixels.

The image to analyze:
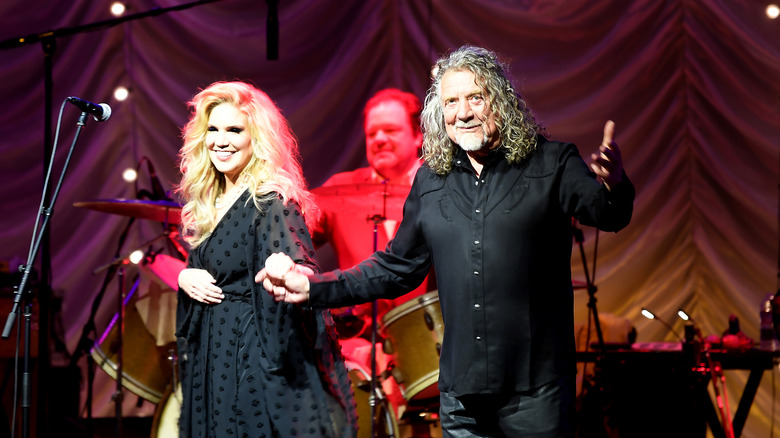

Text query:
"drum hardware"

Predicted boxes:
[[346, 361, 400, 438], [90, 249, 183, 404], [572, 218, 605, 351], [68, 195, 185, 434], [313, 181, 410, 437], [73, 198, 183, 226]]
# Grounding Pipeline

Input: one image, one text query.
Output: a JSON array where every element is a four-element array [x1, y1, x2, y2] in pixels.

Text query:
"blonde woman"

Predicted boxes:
[[175, 81, 356, 437]]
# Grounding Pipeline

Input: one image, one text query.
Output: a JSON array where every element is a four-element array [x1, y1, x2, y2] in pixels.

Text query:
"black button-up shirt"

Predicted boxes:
[[309, 137, 635, 396]]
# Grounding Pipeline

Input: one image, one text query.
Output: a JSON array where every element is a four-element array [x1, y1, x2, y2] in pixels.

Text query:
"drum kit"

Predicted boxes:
[[312, 182, 444, 437], [73, 197, 186, 433], [75, 182, 446, 437]]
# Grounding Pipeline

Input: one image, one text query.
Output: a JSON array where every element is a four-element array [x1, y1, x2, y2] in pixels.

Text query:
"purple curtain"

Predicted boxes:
[[0, 0, 778, 434]]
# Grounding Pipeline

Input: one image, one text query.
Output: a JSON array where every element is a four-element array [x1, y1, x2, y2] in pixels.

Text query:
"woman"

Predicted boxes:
[[175, 81, 356, 437]]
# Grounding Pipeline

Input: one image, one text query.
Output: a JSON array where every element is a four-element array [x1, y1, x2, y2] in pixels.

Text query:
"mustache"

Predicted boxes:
[[454, 121, 482, 128]]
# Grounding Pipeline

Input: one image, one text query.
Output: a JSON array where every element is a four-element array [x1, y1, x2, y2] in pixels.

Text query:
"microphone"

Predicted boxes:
[[67, 96, 111, 122]]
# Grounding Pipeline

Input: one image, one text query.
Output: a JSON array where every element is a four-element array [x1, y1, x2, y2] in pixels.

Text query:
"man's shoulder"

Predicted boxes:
[[411, 164, 446, 193], [525, 136, 577, 170]]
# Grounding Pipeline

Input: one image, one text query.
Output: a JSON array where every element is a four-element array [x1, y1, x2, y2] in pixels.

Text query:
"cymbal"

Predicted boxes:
[[74, 199, 182, 225], [311, 183, 410, 218]]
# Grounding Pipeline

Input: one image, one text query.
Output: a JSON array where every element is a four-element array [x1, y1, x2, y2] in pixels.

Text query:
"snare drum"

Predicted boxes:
[[380, 291, 443, 402]]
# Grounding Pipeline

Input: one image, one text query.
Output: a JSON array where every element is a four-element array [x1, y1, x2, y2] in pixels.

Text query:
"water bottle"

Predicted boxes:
[[759, 293, 778, 350]]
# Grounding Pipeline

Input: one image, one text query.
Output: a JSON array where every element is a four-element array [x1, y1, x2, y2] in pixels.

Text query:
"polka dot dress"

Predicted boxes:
[[177, 191, 356, 438]]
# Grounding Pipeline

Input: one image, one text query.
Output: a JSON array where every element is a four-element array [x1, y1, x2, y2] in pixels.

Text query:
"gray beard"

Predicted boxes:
[[457, 131, 487, 151]]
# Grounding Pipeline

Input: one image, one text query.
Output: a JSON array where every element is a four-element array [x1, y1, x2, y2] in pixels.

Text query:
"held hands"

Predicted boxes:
[[589, 120, 624, 190], [178, 268, 224, 304], [254, 252, 312, 304]]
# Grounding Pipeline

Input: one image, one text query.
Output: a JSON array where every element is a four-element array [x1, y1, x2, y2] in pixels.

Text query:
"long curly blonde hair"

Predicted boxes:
[[421, 45, 544, 175], [176, 81, 318, 248]]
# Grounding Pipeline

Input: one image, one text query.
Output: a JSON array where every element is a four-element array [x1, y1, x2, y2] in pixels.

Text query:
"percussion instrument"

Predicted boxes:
[[151, 383, 181, 438], [380, 291, 443, 402], [74, 198, 182, 225], [346, 360, 399, 438], [90, 254, 183, 404]]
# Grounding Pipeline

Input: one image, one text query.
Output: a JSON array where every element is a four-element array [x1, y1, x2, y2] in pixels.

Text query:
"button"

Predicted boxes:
[[476, 336, 482, 341], [473, 271, 479, 276], [475, 208, 481, 214], [474, 240, 479, 245], [474, 303, 481, 309]]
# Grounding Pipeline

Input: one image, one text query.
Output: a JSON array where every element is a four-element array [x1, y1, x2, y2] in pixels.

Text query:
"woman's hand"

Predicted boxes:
[[178, 268, 223, 304], [255, 252, 312, 304]]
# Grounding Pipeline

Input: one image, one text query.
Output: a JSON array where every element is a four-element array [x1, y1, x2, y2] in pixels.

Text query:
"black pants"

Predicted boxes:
[[439, 375, 575, 438]]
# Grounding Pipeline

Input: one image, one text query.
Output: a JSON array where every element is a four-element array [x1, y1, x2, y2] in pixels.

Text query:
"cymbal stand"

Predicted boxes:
[[93, 231, 170, 438], [70, 216, 135, 434], [572, 219, 604, 351], [365, 181, 390, 438], [113, 267, 126, 438]]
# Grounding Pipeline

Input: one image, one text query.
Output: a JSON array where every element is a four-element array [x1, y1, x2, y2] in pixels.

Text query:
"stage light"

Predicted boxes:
[[129, 250, 144, 264], [677, 309, 691, 321], [114, 86, 129, 101], [767, 4, 779, 19], [641, 307, 655, 320], [122, 168, 138, 182], [110, 2, 126, 17]]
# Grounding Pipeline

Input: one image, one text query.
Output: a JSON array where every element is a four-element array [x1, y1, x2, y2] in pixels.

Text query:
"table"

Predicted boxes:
[[576, 343, 780, 438]]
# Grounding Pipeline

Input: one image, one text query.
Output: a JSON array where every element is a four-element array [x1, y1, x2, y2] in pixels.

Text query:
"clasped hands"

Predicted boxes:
[[255, 253, 312, 304]]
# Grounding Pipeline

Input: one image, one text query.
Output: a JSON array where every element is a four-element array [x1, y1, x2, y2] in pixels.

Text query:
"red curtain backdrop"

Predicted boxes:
[[0, 0, 778, 435]]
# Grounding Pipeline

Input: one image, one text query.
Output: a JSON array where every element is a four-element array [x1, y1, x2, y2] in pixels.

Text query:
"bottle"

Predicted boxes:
[[759, 293, 778, 351]]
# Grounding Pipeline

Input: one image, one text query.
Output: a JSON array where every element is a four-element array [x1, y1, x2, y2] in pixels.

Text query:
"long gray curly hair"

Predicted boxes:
[[421, 45, 543, 175]]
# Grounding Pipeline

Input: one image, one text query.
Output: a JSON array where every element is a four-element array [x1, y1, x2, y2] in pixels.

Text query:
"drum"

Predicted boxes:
[[380, 291, 443, 402], [151, 383, 181, 438], [346, 360, 399, 438], [90, 278, 177, 404]]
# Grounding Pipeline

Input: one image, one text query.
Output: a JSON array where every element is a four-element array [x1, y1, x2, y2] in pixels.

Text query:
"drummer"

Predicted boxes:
[[309, 88, 436, 414]]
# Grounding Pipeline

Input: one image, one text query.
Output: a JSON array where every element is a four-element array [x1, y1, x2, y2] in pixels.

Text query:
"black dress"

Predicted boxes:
[[176, 190, 357, 437]]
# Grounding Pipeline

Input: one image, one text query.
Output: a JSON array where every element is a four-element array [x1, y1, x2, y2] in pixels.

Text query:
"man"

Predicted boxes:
[[310, 88, 434, 321], [259, 46, 635, 437], [310, 89, 434, 420]]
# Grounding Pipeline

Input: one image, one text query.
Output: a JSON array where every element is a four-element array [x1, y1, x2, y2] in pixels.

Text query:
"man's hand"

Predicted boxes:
[[178, 268, 223, 304], [255, 252, 312, 304], [590, 120, 624, 190]]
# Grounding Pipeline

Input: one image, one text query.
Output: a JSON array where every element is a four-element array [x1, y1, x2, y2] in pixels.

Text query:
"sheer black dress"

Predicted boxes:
[[176, 190, 357, 437]]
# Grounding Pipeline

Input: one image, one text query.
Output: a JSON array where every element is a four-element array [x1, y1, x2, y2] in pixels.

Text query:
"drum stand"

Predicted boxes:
[[89, 231, 174, 438], [365, 182, 392, 438]]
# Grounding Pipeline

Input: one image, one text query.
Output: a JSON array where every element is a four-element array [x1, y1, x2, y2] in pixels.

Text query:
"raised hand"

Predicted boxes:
[[589, 120, 624, 190]]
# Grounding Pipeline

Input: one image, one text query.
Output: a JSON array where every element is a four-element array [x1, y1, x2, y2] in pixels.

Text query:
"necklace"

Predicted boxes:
[[215, 185, 248, 210]]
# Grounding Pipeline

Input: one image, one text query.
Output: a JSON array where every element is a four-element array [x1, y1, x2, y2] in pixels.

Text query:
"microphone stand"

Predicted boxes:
[[2, 109, 93, 438]]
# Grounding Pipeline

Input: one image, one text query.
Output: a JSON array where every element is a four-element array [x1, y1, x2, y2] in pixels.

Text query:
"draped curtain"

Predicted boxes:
[[0, 0, 778, 435]]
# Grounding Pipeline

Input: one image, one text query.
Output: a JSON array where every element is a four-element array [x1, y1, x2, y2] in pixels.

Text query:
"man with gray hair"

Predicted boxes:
[[258, 45, 635, 437]]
